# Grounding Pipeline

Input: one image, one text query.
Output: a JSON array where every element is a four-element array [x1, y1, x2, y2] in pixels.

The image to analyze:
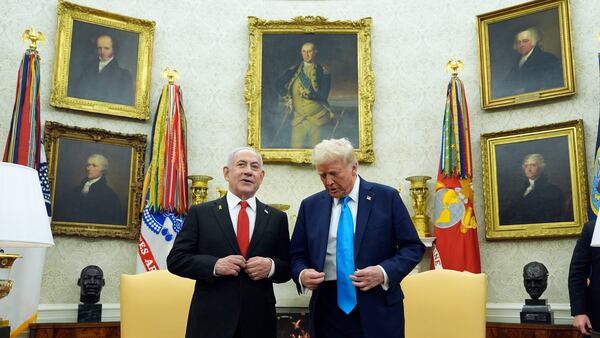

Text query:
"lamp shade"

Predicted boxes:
[[0, 162, 54, 247]]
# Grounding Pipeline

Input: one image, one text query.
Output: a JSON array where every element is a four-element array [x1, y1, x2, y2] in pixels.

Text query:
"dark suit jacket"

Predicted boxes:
[[289, 178, 425, 338], [568, 221, 600, 330], [498, 46, 563, 97], [500, 175, 568, 225], [69, 58, 134, 106], [167, 197, 291, 338], [53, 176, 124, 225]]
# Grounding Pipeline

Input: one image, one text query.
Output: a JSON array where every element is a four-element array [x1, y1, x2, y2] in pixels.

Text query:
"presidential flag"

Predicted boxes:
[[432, 72, 481, 273], [137, 83, 188, 272], [0, 46, 53, 338]]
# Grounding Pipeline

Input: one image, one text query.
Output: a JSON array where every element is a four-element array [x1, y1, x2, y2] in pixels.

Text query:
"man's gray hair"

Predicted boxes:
[[515, 27, 540, 47], [522, 153, 546, 170], [312, 138, 357, 167], [88, 153, 109, 172], [226, 147, 263, 168]]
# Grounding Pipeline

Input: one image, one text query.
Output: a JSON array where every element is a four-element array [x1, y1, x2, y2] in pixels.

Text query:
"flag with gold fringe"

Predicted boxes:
[[0, 46, 52, 338], [136, 83, 188, 272], [431, 71, 481, 273]]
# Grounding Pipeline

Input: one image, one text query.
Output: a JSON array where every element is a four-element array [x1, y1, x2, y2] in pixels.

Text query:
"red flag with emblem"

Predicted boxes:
[[432, 71, 481, 273]]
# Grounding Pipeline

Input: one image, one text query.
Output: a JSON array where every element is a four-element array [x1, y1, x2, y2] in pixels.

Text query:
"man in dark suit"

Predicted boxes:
[[275, 42, 333, 148], [500, 153, 568, 225], [69, 34, 134, 105], [53, 153, 124, 225], [497, 27, 563, 97], [568, 220, 600, 336], [167, 147, 291, 338], [290, 138, 425, 338]]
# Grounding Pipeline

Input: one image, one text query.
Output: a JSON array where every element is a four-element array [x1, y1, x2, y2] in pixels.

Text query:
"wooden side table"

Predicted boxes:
[[28, 322, 120, 338], [486, 322, 581, 338]]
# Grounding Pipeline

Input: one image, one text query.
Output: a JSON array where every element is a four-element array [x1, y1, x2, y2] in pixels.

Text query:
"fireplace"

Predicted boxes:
[[276, 307, 310, 338]]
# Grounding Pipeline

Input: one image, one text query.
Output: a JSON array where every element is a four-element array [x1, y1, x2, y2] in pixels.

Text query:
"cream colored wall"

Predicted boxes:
[[1, 0, 598, 308]]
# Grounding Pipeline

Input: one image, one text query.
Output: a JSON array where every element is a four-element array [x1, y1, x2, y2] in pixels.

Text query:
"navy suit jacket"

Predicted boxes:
[[290, 177, 425, 338]]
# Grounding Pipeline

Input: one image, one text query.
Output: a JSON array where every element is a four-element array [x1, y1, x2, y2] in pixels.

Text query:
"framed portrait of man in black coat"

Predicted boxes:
[[481, 120, 588, 240], [245, 16, 374, 164], [44, 122, 147, 239], [50, 2, 155, 120], [477, 0, 575, 109]]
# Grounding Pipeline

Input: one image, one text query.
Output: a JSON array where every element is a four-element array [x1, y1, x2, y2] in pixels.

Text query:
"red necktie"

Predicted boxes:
[[237, 201, 249, 256]]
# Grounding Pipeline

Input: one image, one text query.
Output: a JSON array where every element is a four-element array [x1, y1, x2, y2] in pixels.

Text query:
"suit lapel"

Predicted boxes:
[[247, 199, 269, 256], [316, 192, 333, 271], [212, 197, 241, 254], [355, 178, 374, 259]]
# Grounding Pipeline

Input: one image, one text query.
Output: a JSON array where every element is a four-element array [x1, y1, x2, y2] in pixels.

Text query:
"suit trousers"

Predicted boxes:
[[315, 281, 363, 338]]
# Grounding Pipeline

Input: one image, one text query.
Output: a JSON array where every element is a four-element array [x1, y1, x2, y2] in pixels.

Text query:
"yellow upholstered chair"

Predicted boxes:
[[120, 270, 195, 338], [401, 269, 487, 338]]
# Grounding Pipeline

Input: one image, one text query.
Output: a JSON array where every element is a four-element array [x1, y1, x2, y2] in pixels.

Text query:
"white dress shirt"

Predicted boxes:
[[98, 57, 114, 72], [300, 176, 389, 291], [214, 192, 274, 277], [81, 176, 101, 195]]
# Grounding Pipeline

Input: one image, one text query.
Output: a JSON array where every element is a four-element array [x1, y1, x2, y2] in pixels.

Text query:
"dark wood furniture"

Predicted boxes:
[[29, 322, 120, 338], [487, 322, 581, 338]]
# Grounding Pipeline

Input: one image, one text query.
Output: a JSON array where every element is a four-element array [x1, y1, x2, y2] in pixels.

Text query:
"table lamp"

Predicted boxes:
[[0, 162, 54, 336]]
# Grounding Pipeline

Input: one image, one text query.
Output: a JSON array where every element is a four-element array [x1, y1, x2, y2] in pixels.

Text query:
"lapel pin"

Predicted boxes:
[[264, 209, 269, 214], [366, 196, 372, 201], [218, 205, 222, 210]]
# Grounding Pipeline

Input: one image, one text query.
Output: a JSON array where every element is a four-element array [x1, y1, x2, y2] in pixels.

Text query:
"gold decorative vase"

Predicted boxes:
[[188, 175, 213, 205], [405, 175, 432, 237], [216, 187, 228, 199]]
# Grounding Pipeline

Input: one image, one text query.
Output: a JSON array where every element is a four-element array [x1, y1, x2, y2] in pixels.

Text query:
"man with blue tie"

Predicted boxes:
[[290, 138, 425, 338]]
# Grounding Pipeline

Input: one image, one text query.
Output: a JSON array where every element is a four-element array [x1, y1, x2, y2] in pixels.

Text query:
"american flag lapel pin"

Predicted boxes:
[[366, 195, 372, 201]]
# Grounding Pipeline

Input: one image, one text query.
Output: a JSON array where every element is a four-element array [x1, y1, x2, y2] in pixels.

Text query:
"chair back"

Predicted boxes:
[[401, 269, 487, 338], [120, 270, 195, 338]]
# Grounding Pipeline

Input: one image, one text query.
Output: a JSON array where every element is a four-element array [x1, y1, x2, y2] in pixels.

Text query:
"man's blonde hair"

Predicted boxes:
[[312, 138, 357, 167], [88, 153, 109, 172]]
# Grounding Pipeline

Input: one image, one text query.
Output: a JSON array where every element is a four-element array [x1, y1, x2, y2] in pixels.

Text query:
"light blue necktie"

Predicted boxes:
[[336, 196, 357, 314]]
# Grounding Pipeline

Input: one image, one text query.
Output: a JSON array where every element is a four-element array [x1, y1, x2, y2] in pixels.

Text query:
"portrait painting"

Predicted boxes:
[[245, 16, 374, 163], [477, 0, 575, 109], [51, 1, 155, 119], [44, 121, 147, 239], [481, 120, 587, 240]]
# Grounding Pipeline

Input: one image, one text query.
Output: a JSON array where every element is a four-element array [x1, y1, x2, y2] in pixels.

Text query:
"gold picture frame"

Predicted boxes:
[[476, 0, 575, 109], [245, 16, 374, 163], [481, 120, 587, 240], [44, 121, 147, 239], [50, 1, 155, 119]]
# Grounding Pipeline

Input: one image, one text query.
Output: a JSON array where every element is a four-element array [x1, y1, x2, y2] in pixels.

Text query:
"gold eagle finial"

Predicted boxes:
[[162, 67, 180, 85], [22, 28, 44, 50], [445, 59, 463, 76]]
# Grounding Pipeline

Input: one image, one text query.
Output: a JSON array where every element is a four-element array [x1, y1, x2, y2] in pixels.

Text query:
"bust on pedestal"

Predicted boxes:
[[77, 265, 105, 323], [520, 261, 553, 324]]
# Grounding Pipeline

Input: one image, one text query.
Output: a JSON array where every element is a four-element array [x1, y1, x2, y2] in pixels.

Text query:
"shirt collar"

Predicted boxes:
[[226, 191, 256, 211], [98, 57, 114, 71], [334, 176, 360, 205], [86, 176, 102, 185]]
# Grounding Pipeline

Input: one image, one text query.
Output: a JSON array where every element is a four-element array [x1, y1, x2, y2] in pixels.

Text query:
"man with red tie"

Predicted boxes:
[[168, 147, 291, 338]]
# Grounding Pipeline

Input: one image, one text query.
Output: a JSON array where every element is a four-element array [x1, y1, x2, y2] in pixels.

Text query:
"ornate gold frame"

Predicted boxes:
[[44, 121, 147, 239], [245, 16, 374, 163], [50, 1, 155, 119], [476, 0, 575, 109], [481, 120, 587, 240]]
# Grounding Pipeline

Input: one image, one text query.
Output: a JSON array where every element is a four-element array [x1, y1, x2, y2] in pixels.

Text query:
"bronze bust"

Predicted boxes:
[[77, 265, 105, 304], [523, 261, 548, 300]]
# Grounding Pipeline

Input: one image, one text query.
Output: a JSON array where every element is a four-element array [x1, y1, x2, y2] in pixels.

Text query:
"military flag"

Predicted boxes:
[[0, 39, 53, 338], [137, 81, 188, 272], [432, 67, 481, 273]]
